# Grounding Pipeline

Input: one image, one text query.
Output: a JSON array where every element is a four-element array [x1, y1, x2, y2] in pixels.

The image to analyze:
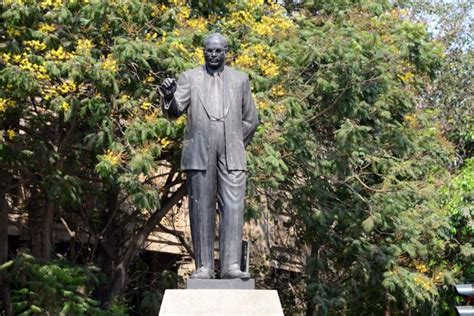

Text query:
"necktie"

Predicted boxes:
[[209, 73, 223, 120]]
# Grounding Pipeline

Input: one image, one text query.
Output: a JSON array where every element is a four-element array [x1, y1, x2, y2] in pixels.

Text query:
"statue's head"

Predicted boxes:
[[203, 33, 227, 71]]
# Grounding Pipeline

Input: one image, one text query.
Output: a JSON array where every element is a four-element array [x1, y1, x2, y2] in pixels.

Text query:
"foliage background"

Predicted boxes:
[[0, 0, 472, 315]]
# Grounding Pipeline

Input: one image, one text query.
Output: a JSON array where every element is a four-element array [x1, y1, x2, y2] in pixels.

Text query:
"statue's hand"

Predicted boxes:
[[161, 78, 177, 99]]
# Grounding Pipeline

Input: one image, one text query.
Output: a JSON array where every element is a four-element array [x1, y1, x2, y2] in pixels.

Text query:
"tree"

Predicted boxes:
[[407, 0, 473, 160], [0, 0, 298, 311], [0, 0, 470, 314], [269, 1, 465, 314]]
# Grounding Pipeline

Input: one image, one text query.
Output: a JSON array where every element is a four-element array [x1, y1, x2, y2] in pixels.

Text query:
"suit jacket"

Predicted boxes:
[[163, 65, 259, 171]]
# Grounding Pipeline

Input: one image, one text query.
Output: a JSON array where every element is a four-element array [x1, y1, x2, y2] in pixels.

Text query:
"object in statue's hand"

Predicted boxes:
[[161, 78, 177, 99]]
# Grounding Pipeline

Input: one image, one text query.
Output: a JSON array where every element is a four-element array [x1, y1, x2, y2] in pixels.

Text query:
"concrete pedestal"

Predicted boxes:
[[187, 278, 255, 289], [159, 289, 284, 316]]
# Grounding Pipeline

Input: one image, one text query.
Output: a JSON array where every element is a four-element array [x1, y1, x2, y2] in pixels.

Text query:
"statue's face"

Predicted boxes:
[[203, 37, 226, 70]]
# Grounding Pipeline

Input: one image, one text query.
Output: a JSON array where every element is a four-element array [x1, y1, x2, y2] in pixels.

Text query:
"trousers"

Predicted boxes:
[[186, 120, 246, 273]]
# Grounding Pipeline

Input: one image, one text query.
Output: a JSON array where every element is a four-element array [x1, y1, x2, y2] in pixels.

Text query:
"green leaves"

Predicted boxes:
[[0, 65, 39, 97], [45, 172, 83, 207], [0, 0, 470, 314], [129, 151, 154, 174], [265, 1, 466, 314], [3, 251, 122, 315], [362, 215, 375, 233]]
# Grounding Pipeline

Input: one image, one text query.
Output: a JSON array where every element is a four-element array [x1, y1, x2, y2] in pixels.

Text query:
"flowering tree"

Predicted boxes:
[[0, 0, 295, 312], [0, 0, 470, 314]]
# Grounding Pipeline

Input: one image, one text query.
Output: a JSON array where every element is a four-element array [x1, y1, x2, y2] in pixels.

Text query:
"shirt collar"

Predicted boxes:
[[205, 65, 224, 77]]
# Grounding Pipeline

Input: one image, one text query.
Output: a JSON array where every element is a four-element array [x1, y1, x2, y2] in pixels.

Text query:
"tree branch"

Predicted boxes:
[[157, 222, 193, 257]]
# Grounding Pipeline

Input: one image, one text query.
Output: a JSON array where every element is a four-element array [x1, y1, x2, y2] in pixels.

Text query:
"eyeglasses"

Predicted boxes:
[[204, 48, 226, 54]]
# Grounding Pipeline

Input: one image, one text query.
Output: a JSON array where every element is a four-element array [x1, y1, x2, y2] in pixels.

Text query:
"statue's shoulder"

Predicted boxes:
[[224, 66, 249, 82], [181, 66, 204, 78]]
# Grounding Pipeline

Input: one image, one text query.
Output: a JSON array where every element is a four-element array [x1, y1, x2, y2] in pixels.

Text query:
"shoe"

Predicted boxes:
[[221, 266, 250, 279], [190, 267, 214, 279]]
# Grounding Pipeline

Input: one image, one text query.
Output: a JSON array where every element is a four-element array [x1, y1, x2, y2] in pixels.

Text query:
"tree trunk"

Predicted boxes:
[[40, 198, 55, 259], [384, 290, 391, 316], [103, 185, 186, 305], [93, 186, 121, 304], [28, 188, 55, 260], [0, 192, 12, 316], [305, 241, 320, 316]]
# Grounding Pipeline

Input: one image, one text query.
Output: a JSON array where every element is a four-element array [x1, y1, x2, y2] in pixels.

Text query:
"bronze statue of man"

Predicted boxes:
[[161, 33, 259, 279]]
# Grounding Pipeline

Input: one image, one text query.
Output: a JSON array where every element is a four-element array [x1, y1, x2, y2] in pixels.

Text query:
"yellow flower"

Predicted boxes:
[[77, 39, 94, 54], [190, 49, 204, 65], [19, 58, 50, 80], [170, 41, 188, 54], [1, 53, 11, 64], [253, 44, 267, 56], [234, 53, 255, 70], [58, 80, 77, 93], [176, 5, 191, 21], [176, 116, 186, 125], [257, 99, 270, 111], [248, 0, 264, 5], [40, 0, 63, 9], [258, 59, 279, 77], [101, 55, 118, 72], [228, 10, 254, 27], [275, 104, 286, 114], [41, 85, 59, 101], [144, 110, 159, 122], [146, 74, 154, 83], [160, 138, 171, 149], [6, 27, 22, 37], [40, 80, 76, 101], [404, 113, 417, 128], [24, 40, 47, 51], [145, 32, 158, 41], [157, 32, 167, 46], [432, 271, 444, 284], [151, 4, 167, 16], [38, 23, 56, 33], [34, 65, 50, 80], [0, 99, 16, 113], [104, 149, 122, 166], [415, 263, 429, 273], [252, 14, 295, 37], [47, 47, 73, 60], [413, 274, 432, 291], [61, 101, 70, 112], [400, 71, 414, 83], [234, 43, 280, 77], [271, 85, 285, 97], [186, 18, 208, 33], [254, 22, 273, 37], [7, 129, 16, 140], [12, 53, 25, 63], [141, 101, 152, 110], [19, 58, 34, 71], [119, 94, 131, 102]]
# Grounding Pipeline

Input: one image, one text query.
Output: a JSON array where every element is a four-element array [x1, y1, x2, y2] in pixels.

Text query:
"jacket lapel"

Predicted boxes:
[[195, 65, 234, 119], [195, 66, 212, 116], [223, 66, 232, 118]]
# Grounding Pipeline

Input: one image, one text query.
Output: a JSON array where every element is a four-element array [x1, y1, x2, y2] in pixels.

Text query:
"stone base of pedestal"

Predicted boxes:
[[159, 289, 284, 316], [186, 278, 255, 289]]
